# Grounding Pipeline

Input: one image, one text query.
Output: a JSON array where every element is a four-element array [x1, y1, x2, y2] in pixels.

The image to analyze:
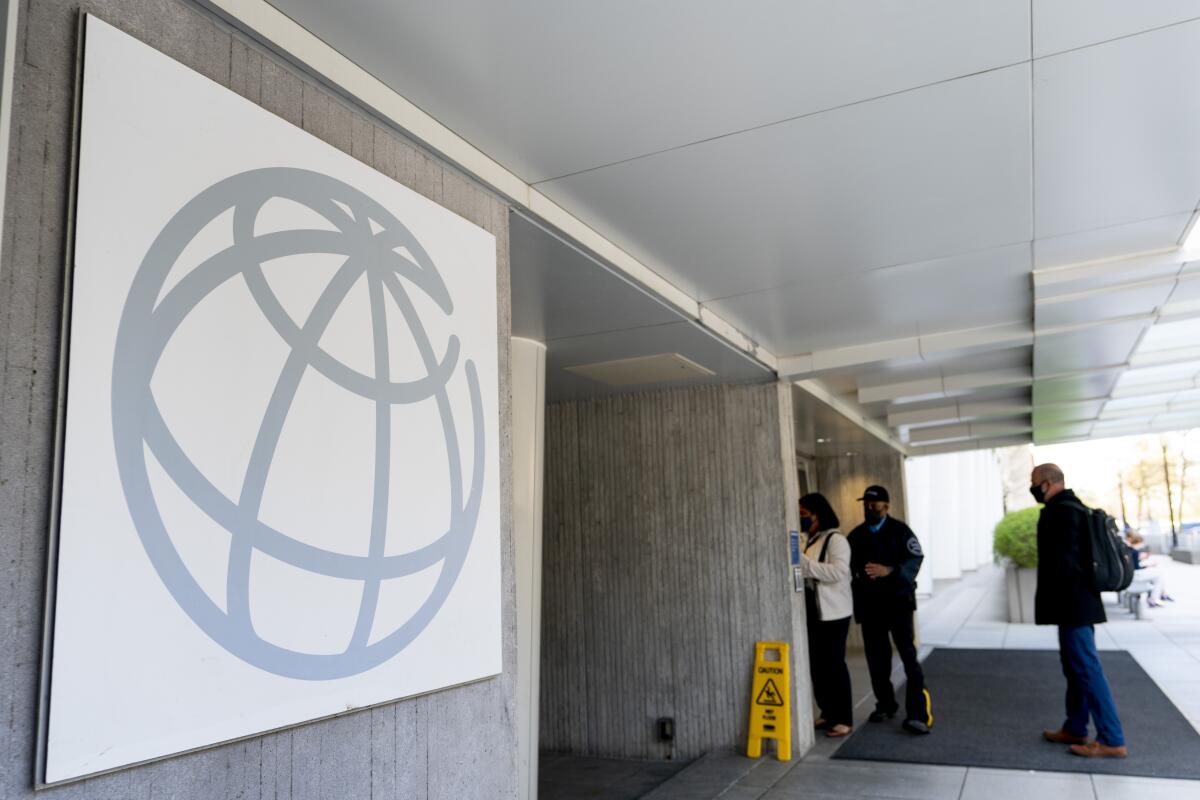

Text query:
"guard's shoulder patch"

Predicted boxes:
[[907, 537, 924, 556]]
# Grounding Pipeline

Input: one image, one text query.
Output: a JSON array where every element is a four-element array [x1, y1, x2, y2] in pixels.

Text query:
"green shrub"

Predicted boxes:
[[994, 506, 1041, 568]]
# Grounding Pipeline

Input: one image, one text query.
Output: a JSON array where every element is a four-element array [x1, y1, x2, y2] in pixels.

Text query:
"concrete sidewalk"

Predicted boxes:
[[639, 559, 1200, 799]]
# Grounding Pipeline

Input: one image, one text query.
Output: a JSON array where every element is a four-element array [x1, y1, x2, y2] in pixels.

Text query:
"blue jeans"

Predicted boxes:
[[1058, 625, 1125, 746]]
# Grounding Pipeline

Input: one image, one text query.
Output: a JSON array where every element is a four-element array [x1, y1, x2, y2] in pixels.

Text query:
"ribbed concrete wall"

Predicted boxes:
[[0, 2, 515, 798], [540, 382, 813, 761], [813, 452, 908, 536]]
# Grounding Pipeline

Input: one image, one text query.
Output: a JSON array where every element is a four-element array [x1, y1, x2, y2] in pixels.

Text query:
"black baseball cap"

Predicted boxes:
[[858, 485, 890, 503]]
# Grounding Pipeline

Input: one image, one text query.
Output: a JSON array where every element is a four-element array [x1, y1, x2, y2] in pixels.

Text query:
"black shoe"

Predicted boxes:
[[902, 719, 932, 735], [868, 708, 897, 723]]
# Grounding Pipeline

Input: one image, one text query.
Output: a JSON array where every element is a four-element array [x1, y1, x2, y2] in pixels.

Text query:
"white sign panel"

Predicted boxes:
[[45, 16, 501, 782]]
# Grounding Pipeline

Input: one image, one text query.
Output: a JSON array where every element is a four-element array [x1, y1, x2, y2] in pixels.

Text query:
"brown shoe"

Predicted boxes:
[[1043, 728, 1088, 745], [1069, 741, 1128, 758]]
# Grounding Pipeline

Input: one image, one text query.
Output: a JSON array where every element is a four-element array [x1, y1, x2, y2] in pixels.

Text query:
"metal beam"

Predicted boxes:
[[887, 398, 1031, 429], [777, 321, 1030, 380], [1110, 374, 1200, 400], [860, 367, 1032, 405], [907, 419, 1032, 447], [906, 434, 1033, 458], [1069, 413, 1200, 442]]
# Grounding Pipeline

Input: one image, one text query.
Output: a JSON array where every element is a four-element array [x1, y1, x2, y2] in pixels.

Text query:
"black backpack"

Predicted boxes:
[[1066, 502, 1134, 593]]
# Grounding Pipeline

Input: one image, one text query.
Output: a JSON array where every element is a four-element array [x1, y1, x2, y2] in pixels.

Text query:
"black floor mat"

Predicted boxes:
[[832, 647, 1200, 779]]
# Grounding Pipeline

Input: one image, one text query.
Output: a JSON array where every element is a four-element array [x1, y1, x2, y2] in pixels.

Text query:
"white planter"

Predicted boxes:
[[1172, 548, 1200, 564], [1005, 564, 1037, 624]]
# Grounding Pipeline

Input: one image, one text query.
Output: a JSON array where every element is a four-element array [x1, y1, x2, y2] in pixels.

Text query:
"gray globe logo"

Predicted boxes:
[[111, 167, 486, 680]]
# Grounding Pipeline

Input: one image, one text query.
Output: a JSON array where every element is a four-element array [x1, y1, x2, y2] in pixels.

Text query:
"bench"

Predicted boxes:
[[1118, 577, 1155, 620]]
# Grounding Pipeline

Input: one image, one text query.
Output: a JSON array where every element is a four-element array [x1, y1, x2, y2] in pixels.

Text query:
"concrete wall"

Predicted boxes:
[[813, 451, 908, 536], [0, 2, 516, 797], [539, 382, 813, 761]]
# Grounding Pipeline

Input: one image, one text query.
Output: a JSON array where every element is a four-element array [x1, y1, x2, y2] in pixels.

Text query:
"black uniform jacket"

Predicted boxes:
[[847, 516, 924, 623], [1034, 489, 1106, 628]]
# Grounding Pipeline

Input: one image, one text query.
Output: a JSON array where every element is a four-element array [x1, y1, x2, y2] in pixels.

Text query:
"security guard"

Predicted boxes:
[[847, 485, 933, 735]]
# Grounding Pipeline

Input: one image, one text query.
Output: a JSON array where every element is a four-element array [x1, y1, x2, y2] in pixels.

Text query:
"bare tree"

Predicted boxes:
[[1117, 471, 1130, 530], [1126, 455, 1157, 526], [1180, 456, 1189, 527], [1162, 438, 1178, 549], [1179, 438, 1194, 540]]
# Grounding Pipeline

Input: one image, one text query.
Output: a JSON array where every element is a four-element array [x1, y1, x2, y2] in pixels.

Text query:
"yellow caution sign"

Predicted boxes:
[[746, 641, 791, 761]]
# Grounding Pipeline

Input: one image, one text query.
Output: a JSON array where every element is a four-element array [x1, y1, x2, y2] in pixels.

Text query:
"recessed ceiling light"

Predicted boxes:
[[816, 437, 828, 443], [563, 353, 715, 386], [845, 451, 857, 457]]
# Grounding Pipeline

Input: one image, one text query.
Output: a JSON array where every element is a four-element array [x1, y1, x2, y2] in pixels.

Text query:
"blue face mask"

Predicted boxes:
[[800, 514, 818, 535]]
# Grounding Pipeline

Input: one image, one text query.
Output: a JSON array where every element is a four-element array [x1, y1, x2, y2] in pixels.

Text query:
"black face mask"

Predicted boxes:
[[865, 509, 884, 525], [801, 515, 818, 535], [1030, 483, 1047, 504]]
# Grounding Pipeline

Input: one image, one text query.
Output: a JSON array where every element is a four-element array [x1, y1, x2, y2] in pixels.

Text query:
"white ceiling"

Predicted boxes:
[[270, 0, 1200, 450]]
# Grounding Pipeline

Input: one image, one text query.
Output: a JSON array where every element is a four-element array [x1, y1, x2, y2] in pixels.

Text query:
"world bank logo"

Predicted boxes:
[[111, 167, 485, 680]]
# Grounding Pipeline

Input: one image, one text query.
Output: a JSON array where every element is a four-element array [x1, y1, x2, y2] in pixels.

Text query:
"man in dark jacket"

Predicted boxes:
[[847, 485, 932, 735], [1033, 463, 1127, 758]]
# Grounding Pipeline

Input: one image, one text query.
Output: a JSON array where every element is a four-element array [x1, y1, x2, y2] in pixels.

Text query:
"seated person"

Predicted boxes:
[[1125, 531, 1173, 607]]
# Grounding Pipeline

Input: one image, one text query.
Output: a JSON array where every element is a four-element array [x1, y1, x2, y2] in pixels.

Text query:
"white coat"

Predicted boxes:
[[796, 529, 853, 622]]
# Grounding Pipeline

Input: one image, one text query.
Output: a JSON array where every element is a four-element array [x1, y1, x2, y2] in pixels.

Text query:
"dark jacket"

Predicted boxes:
[[1034, 489, 1106, 628], [847, 515, 923, 622]]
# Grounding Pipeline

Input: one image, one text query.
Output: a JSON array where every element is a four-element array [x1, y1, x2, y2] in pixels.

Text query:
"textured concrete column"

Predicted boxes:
[[540, 381, 809, 761], [813, 452, 908, 530], [777, 382, 815, 757], [511, 338, 546, 800]]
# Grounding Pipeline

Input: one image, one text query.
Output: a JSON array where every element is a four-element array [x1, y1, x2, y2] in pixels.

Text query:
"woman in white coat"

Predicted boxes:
[[796, 492, 854, 737]]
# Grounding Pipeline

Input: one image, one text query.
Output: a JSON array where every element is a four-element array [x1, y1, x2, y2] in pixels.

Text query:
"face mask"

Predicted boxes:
[[865, 509, 884, 525], [800, 515, 818, 534], [1030, 483, 1046, 504]]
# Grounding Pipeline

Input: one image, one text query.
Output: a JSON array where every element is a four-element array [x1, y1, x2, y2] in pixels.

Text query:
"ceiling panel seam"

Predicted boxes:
[[1033, 14, 1200, 62], [531, 17, 1200, 187], [530, 60, 1033, 186], [1028, 0, 1037, 249]]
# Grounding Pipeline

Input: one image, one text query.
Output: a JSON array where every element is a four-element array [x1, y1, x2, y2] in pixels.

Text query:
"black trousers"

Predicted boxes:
[[806, 590, 853, 727], [861, 606, 932, 725]]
